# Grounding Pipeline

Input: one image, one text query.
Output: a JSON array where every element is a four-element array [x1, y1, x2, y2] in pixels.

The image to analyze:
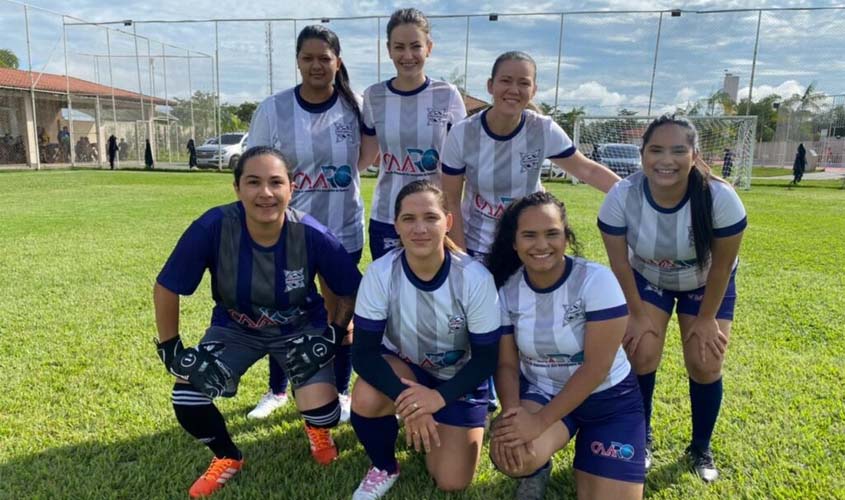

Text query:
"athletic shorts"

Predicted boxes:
[[381, 348, 489, 428], [368, 219, 401, 261], [199, 324, 335, 397], [633, 269, 737, 320], [520, 370, 646, 484]]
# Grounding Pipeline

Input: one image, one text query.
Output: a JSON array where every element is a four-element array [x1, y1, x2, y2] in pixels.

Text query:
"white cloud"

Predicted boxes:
[[674, 87, 698, 103], [744, 80, 806, 101]]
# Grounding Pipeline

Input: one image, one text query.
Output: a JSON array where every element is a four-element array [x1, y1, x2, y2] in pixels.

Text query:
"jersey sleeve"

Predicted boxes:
[[583, 265, 628, 322], [597, 181, 628, 236], [440, 125, 466, 176], [309, 227, 362, 297], [712, 182, 747, 238], [447, 85, 468, 126], [465, 268, 502, 346], [360, 87, 377, 136], [246, 98, 273, 148], [546, 118, 576, 159], [498, 289, 514, 335], [353, 263, 389, 332], [156, 220, 213, 296]]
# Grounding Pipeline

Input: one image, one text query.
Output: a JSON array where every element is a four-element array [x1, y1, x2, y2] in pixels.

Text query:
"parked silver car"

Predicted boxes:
[[195, 133, 249, 169], [593, 143, 642, 178]]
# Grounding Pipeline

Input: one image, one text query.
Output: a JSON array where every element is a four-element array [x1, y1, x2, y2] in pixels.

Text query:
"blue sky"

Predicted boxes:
[[4, 0, 843, 114]]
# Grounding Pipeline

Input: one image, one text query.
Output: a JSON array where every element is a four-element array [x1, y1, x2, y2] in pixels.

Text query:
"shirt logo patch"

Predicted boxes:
[[644, 282, 664, 296], [448, 314, 466, 334], [520, 149, 543, 172], [383, 237, 401, 251], [422, 350, 466, 368], [284, 268, 306, 292], [563, 299, 585, 324], [334, 120, 356, 144], [427, 107, 449, 126]]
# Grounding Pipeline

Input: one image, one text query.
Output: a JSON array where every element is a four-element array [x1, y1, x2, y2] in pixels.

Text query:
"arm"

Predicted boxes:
[[441, 172, 467, 250], [153, 282, 180, 343], [357, 134, 380, 173], [433, 340, 499, 404], [494, 333, 521, 411], [330, 294, 356, 331], [351, 325, 408, 400], [552, 150, 619, 193]]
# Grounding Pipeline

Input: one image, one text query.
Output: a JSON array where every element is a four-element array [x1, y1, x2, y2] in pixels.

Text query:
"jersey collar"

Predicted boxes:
[[523, 255, 573, 294], [401, 249, 451, 291], [386, 76, 431, 97], [481, 108, 526, 142], [294, 85, 339, 114]]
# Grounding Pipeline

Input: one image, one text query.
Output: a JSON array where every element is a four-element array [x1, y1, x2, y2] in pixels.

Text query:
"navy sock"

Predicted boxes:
[[172, 384, 242, 460], [638, 371, 657, 439], [268, 356, 289, 394], [350, 412, 399, 474], [689, 377, 723, 451], [334, 344, 353, 394]]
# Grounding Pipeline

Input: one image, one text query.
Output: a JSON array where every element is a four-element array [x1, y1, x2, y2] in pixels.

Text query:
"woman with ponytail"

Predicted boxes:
[[597, 115, 747, 483], [247, 25, 365, 431]]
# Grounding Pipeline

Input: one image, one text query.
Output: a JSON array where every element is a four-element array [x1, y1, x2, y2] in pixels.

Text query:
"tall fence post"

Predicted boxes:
[[745, 10, 763, 116], [162, 43, 171, 165], [647, 12, 663, 116], [106, 29, 118, 168], [215, 21, 222, 170], [62, 16, 76, 166], [186, 48, 195, 144], [463, 16, 470, 97], [24, 4, 41, 170], [133, 23, 145, 165]]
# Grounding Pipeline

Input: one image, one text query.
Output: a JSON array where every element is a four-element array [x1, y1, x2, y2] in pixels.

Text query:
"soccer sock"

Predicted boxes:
[[268, 356, 289, 395], [301, 399, 341, 429], [638, 371, 657, 439], [172, 384, 242, 460], [689, 377, 723, 451], [350, 412, 399, 474], [333, 344, 353, 394]]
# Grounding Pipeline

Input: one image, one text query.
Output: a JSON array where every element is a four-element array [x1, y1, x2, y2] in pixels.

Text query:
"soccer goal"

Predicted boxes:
[[573, 115, 757, 190]]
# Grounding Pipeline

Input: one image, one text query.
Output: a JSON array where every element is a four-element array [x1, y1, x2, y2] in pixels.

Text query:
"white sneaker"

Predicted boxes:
[[339, 392, 351, 423], [247, 391, 288, 419], [352, 466, 399, 500]]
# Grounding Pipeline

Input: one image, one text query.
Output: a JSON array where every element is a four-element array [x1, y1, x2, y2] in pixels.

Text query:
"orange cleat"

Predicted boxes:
[[188, 456, 244, 498], [305, 425, 338, 465]]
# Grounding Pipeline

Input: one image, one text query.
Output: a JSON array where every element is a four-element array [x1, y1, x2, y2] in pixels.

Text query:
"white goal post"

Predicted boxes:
[[573, 115, 757, 190]]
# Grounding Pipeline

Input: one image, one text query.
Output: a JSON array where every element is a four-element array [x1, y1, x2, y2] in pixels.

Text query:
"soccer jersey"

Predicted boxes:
[[353, 249, 501, 380], [499, 256, 630, 395], [249, 86, 365, 252], [597, 171, 747, 291], [441, 109, 576, 254], [362, 77, 466, 223], [157, 203, 361, 335]]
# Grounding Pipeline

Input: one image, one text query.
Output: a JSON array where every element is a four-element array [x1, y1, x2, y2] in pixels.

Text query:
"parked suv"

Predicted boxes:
[[195, 133, 248, 169], [593, 143, 642, 178]]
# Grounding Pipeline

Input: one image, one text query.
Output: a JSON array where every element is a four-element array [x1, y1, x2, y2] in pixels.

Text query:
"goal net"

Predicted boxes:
[[573, 115, 757, 190]]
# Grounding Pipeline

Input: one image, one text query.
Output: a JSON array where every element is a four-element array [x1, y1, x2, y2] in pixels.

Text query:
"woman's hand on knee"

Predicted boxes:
[[683, 316, 728, 364], [404, 413, 440, 453], [623, 312, 659, 357]]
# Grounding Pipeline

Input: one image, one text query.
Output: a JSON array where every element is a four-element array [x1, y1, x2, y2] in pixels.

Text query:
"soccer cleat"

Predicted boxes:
[[188, 456, 243, 498], [247, 391, 288, 419], [515, 462, 551, 500], [339, 392, 352, 423], [644, 437, 653, 471], [686, 445, 719, 483], [352, 466, 400, 500], [305, 425, 338, 465]]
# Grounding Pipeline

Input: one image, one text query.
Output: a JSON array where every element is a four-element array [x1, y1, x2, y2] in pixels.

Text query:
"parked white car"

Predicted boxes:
[[195, 133, 249, 169]]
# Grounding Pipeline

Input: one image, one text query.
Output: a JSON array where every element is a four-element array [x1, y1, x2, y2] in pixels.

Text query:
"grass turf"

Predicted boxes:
[[0, 170, 843, 499]]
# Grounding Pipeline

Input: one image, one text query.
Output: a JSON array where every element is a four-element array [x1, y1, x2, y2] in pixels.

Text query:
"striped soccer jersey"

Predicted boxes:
[[353, 249, 501, 380], [362, 77, 466, 223], [597, 171, 747, 291], [157, 203, 361, 335], [441, 109, 576, 254], [249, 86, 365, 252], [499, 256, 630, 395]]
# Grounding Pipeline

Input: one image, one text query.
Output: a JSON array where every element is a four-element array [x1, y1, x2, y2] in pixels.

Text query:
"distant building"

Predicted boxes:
[[723, 73, 739, 103]]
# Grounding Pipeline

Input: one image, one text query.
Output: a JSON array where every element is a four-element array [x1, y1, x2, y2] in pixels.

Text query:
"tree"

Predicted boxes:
[[442, 67, 466, 95], [737, 94, 780, 142], [0, 49, 19, 69], [706, 90, 737, 116]]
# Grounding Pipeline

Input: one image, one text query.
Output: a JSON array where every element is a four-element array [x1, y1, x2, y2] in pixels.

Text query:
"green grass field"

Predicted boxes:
[[1, 170, 844, 500]]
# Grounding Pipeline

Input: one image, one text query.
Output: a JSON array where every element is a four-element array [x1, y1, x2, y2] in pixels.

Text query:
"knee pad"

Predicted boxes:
[[301, 399, 340, 429]]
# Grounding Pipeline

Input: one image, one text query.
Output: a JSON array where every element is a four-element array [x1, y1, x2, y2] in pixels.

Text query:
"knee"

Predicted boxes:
[[351, 381, 392, 417], [631, 346, 662, 373], [686, 359, 723, 383], [432, 472, 472, 492]]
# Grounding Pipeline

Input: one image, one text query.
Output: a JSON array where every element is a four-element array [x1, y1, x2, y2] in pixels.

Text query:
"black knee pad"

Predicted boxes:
[[301, 399, 340, 429]]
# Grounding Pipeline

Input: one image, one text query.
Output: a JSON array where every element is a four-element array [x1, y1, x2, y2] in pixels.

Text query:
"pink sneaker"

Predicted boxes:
[[351, 465, 400, 499]]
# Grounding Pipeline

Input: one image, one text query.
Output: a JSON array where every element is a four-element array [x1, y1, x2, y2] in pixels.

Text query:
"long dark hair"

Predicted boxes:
[[486, 192, 581, 288], [386, 8, 431, 42], [641, 114, 712, 269], [393, 180, 460, 254], [296, 25, 361, 124]]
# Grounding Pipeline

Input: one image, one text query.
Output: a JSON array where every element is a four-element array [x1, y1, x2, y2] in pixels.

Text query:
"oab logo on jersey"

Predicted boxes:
[[334, 120, 357, 144], [474, 194, 514, 220], [293, 165, 353, 191], [520, 149, 543, 172], [426, 107, 449, 126], [382, 148, 439, 175], [591, 441, 635, 461], [284, 268, 306, 292]]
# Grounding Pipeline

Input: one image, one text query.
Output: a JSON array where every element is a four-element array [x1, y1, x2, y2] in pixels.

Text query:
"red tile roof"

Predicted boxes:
[[0, 68, 168, 105], [463, 93, 488, 114]]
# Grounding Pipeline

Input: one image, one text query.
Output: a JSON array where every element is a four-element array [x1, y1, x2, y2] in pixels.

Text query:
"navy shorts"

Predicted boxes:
[[633, 269, 737, 320], [520, 371, 646, 484], [382, 348, 489, 428], [200, 324, 335, 397], [368, 219, 401, 261]]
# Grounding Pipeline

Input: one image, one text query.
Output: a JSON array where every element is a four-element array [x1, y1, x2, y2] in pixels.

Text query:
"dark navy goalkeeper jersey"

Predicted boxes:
[[157, 202, 361, 335]]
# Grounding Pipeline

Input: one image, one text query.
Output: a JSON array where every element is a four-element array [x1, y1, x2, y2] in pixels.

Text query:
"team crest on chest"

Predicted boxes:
[[427, 107, 448, 126], [687, 226, 695, 247], [284, 268, 306, 292], [447, 314, 466, 335], [334, 120, 356, 144], [520, 149, 542, 172], [563, 299, 585, 324]]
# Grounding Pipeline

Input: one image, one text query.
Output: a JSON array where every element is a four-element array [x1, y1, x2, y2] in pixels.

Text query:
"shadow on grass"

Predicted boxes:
[[645, 454, 691, 494]]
